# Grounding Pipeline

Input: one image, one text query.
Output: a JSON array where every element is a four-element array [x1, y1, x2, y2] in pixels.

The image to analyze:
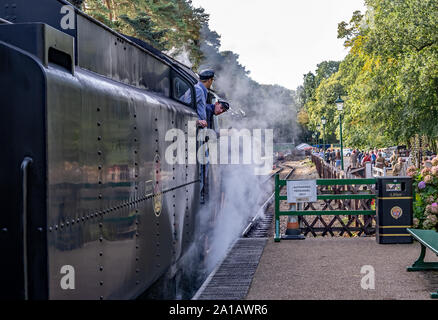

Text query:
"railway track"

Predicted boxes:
[[192, 163, 295, 300], [242, 164, 295, 238]]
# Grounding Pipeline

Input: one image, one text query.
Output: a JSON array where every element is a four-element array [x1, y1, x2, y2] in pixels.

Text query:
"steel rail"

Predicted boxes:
[[193, 165, 295, 300], [241, 166, 294, 237]]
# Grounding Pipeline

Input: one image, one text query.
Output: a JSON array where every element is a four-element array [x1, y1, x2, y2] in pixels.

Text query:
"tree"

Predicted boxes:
[[297, 61, 341, 144], [299, 0, 438, 149], [119, 12, 168, 50]]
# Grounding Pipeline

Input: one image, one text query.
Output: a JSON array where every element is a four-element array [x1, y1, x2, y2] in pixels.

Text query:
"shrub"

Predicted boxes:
[[409, 158, 438, 231]]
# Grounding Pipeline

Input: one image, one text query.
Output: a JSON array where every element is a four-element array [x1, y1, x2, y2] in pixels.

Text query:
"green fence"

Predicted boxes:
[[274, 175, 377, 241]]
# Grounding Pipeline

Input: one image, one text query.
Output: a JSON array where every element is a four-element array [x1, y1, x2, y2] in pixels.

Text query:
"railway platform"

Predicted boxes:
[[246, 236, 438, 300], [194, 234, 438, 300], [194, 158, 438, 301]]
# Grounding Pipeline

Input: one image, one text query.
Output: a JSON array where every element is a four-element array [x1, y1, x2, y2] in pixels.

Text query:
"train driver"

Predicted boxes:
[[195, 70, 228, 128]]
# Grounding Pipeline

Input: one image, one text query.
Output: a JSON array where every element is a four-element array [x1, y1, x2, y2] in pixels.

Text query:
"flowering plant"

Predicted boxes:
[[410, 158, 438, 231]]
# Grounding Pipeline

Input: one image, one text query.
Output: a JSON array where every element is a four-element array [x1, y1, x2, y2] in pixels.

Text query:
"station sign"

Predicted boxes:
[[287, 180, 317, 203]]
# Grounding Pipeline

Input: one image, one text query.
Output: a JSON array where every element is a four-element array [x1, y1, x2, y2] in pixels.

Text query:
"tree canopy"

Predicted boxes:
[[299, 0, 438, 150]]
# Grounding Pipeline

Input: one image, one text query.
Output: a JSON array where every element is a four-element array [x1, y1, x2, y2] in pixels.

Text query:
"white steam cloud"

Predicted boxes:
[[169, 24, 300, 298]]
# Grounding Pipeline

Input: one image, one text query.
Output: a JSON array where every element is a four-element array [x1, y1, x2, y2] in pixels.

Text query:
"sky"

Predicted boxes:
[[190, 0, 366, 90]]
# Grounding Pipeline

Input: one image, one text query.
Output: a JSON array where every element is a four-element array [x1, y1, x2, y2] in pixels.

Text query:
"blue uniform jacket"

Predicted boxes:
[[195, 82, 215, 126]]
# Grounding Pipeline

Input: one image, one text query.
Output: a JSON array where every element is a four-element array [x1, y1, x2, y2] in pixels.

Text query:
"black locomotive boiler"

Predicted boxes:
[[0, 0, 223, 299]]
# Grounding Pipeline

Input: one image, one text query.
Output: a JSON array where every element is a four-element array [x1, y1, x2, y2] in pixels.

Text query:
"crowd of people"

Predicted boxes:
[[315, 148, 420, 176]]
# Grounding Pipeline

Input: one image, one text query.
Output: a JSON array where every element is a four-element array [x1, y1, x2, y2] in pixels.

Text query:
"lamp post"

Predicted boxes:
[[316, 125, 321, 148], [335, 96, 344, 170], [321, 116, 327, 151]]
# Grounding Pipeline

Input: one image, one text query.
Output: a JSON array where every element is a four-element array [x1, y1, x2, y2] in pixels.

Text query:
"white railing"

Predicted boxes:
[[372, 166, 387, 177]]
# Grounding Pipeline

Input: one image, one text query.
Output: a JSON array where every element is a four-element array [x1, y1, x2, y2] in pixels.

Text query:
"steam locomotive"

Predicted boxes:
[[0, 0, 225, 299]]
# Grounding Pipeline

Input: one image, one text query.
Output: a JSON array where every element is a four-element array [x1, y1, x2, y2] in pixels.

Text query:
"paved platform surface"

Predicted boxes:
[[246, 237, 438, 300]]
